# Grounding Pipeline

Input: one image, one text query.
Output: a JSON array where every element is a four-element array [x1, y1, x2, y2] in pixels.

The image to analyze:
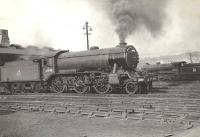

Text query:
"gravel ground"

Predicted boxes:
[[0, 81, 199, 137], [0, 111, 192, 137]]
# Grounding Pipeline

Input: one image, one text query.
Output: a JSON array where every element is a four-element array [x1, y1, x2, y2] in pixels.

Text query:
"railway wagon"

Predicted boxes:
[[0, 43, 152, 94], [179, 63, 200, 80]]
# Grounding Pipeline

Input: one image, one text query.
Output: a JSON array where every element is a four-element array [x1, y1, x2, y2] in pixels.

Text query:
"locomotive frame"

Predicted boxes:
[[0, 45, 152, 95]]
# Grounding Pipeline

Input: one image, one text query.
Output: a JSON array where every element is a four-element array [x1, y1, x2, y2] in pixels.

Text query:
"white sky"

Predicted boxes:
[[0, 0, 200, 57]]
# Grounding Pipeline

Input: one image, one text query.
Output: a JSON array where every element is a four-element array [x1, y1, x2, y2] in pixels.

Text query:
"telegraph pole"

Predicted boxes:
[[189, 53, 193, 63], [83, 21, 92, 50]]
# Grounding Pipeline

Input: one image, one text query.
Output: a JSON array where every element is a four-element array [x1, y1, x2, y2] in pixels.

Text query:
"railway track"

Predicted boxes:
[[0, 81, 200, 129], [0, 94, 200, 128]]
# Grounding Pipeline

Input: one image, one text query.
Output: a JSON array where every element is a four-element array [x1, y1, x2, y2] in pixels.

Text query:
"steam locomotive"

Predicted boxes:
[[0, 42, 152, 94], [142, 61, 200, 81]]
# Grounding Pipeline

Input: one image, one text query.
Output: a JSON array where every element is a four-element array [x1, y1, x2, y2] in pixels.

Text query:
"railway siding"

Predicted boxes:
[[0, 97, 200, 128], [0, 81, 200, 129]]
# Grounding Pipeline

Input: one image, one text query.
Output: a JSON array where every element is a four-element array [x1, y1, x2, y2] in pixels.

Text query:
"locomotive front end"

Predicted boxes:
[[108, 43, 139, 71], [125, 44, 139, 70]]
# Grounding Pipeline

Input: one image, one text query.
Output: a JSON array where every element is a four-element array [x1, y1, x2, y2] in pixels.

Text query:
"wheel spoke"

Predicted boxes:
[[74, 76, 90, 94], [93, 84, 112, 94], [51, 77, 64, 93], [93, 76, 112, 94], [124, 81, 138, 95]]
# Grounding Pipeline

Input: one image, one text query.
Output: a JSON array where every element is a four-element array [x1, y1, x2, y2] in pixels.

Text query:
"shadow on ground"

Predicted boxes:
[[166, 80, 195, 86], [149, 88, 168, 93], [0, 110, 16, 115]]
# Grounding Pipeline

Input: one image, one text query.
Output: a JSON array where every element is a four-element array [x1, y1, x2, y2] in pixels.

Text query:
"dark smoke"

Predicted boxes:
[[25, 45, 57, 56], [18, 46, 58, 60], [110, 0, 169, 42], [16, 45, 57, 60]]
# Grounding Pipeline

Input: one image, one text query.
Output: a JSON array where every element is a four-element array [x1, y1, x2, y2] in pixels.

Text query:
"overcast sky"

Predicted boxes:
[[0, 0, 199, 57]]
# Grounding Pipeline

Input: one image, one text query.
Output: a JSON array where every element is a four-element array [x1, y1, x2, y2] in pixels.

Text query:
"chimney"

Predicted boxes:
[[117, 42, 127, 47], [0, 29, 10, 47]]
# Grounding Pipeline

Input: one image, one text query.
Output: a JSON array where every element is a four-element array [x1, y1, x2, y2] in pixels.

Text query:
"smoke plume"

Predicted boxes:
[[110, 0, 169, 42]]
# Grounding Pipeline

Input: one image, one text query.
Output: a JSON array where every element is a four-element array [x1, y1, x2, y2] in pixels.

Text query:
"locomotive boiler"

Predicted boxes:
[[0, 43, 151, 94], [57, 43, 138, 71]]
